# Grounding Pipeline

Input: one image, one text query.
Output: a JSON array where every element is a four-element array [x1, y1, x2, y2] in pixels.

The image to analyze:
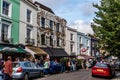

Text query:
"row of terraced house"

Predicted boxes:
[[0, 0, 99, 60]]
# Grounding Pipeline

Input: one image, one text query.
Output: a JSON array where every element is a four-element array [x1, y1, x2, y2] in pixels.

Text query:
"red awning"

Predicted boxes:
[[78, 54, 95, 59]]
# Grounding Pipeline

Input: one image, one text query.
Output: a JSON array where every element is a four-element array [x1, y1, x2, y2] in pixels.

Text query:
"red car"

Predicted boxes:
[[92, 62, 115, 78]]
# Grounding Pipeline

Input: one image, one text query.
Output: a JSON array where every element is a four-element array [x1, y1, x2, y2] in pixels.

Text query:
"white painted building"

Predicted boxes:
[[19, 0, 38, 46], [65, 27, 77, 56]]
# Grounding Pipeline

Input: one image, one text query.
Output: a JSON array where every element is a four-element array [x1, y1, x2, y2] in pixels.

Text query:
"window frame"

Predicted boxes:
[[1, 0, 12, 17], [27, 9, 32, 23], [0, 21, 11, 40], [41, 17, 45, 27], [26, 25, 33, 40], [41, 34, 45, 45]]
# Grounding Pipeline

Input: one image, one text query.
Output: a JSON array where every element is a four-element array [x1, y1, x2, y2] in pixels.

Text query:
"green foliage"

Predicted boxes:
[[91, 0, 120, 56]]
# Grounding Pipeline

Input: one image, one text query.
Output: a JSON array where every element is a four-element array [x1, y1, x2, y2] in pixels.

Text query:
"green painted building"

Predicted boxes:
[[0, 0, 20, 44]]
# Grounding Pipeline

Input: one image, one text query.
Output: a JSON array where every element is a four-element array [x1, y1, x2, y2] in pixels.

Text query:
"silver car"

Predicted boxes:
[[12, 61, 44, 80]]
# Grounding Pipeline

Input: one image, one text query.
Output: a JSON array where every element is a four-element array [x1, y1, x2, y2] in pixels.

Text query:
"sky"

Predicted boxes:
[[34, 0, 100, 34]]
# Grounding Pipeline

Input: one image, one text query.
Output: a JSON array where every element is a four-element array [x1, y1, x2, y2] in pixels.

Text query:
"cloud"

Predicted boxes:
[[34, 0, 97, 34], [69, 20, 94, 34]]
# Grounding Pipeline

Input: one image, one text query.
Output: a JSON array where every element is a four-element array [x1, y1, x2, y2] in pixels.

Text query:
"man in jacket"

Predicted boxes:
[[4, 56, 12, 80]]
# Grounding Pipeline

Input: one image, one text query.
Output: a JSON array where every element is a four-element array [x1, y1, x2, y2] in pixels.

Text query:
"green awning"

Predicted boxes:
[[0, 45, 27, 53]]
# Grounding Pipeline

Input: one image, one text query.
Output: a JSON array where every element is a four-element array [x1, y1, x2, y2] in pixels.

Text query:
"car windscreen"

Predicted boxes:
[[12, 63, 20, 68], [95, 63, 108, 68]]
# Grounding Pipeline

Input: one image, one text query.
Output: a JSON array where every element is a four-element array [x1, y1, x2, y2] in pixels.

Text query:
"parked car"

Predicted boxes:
[[12, 61, 44, 80], [0, 70, 4, 80], [114, 61, 120, 71], [92, 62, 115, 78], [49, 61, 62, 74]]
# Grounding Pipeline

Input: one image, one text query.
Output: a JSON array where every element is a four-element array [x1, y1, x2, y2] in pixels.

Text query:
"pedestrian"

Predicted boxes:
[[86, 60, 90, 70], [83, 60, 86, 69], [60, 59, 66, 73], [43, 58, 50, 76], [3, 56, 12, 80], [67, 59, 71, 72], [14, 57, 19, 62]]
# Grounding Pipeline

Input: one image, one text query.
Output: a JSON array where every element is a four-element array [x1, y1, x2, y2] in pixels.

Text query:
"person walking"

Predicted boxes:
[[3, 56, 12, 80], [60, 59, 66, 73], [43, 58, 50, 76]]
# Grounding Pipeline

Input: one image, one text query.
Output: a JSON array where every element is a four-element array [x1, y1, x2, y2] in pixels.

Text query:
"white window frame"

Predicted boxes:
[[79, 37, 82, 43], [26, 25, 33, 39], [1, 0, 12, 18], [87, 40, 89, 46], [26, 9, 32, 24], [0, 21, 11, 39]]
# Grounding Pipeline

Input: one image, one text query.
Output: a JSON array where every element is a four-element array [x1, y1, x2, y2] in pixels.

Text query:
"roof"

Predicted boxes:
[[34, 1, 54, 14], [21, 0, 38, 10]]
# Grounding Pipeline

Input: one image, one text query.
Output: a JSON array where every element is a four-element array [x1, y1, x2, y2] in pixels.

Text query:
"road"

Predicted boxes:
[[34, 69, 120, 80]]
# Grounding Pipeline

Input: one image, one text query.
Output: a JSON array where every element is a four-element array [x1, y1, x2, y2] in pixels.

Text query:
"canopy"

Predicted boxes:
[[78, 54, 95, 59], [41, 47, 69, 57], [26, 46, 47, 56], [0, 43, 27, 53]]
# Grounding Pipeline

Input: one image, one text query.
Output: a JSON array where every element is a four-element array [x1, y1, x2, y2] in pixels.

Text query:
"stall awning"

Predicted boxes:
[[41, 48, 52, 56], [25, 47, 36, 57], [41, 47, 69, 57], [50, 48, 68, 57], [0, 43, 27, 53], [26, 46, 47, 55], [78, 54, 95, 59]]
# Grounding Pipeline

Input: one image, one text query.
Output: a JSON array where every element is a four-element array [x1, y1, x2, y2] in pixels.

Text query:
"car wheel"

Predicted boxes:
[[23, 74, 29, 80], [40, 71, 44, 77], [92, 74, 95, 77]]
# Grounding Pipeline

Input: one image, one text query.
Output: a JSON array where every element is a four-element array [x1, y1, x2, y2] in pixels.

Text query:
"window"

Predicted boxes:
[[2, 0, 11, 17], [50, 36, 53, 46], [87, 40, 89, 46], [1, 23, 9, 41], [56, 23, 59, 32], [26, 27, 31, 39], [70, 33, 73, 41], [79, 37, 82, 43], [70, 44, 73, 52], [57, 37, 59, 46], [27, 9, 32, 23], [24, 62, 32, 67], [50, 20, 53, 29], [41, 34, 45, 45], [41, 17, 45, 27], [26, 25, 35, 45]]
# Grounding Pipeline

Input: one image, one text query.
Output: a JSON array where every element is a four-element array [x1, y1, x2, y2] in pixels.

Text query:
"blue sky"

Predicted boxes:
[[35, 0, 100, 34]]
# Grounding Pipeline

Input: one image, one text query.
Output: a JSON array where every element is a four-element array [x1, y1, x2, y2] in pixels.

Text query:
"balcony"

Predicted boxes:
[[0, 37, 13, 43], [25, 38, 35, 45]]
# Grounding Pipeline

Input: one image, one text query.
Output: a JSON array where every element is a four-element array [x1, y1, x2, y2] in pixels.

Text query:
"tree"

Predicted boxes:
[[91, 0, 120, 57]]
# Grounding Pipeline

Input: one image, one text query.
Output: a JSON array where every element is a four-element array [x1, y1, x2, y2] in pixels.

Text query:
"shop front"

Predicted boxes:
[[0, 43, 28, 61]]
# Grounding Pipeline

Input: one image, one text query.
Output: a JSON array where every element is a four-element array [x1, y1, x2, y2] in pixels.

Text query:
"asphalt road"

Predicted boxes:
[[34, 69, 120, 80]]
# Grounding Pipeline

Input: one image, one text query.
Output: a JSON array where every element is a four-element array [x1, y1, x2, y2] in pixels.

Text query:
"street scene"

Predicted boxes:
[[0, 0, 120, 80]]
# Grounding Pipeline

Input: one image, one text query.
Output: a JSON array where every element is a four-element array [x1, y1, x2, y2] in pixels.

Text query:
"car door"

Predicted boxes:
[[24, 62, 34, 77], [31, 62, 40, 76]]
